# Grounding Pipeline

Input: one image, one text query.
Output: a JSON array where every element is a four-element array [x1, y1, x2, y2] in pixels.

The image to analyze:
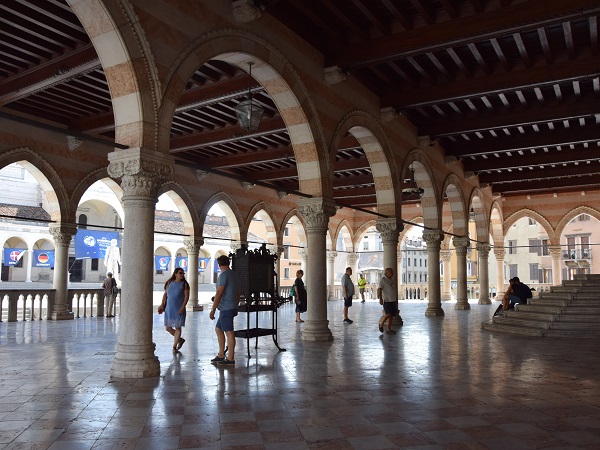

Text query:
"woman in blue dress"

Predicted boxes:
[[294, 269, 307, 323], [158, 268, 190, 352]]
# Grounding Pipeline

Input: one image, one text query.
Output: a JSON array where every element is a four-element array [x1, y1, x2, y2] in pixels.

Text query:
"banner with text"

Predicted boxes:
[[33, 250, 55, 268], [155, 256, 171, 271], [199, 258, 210, 272], [175, 256, 188, 270], [74, 230, 120, 259], [3, 248, 26, 266]]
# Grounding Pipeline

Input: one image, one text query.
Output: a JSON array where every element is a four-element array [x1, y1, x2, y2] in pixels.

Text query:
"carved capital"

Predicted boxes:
[[327, 251, 338, 263], [346, 252, 359, 265], [380, 107, 398, 122], [108, 148, 173, 198], [493, 247, 505, 260], [422, 230, 443, 249], [453, 236, 470, 253], [232, 0, 262, 23], [475, 243, 491, 258], [549, 245, 562, 259], [183, 237, 204, 254], [196, 170, 210, 182], [49, 223, 78, 246], [376, 218, 402, 243], [324, 66, 347, 85], [298, 248, 308, 259], [297, 197, 336, 232], [440, 250, 452, 262]]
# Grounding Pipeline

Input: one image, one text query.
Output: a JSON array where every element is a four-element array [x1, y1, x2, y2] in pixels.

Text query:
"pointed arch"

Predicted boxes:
[[158, 182, 199, 236], [245, 201, 278, 247], [281, 210, 307, 249], [441, 173, 468, 237], [333, 220, 354, 252], [354, 220, 377, 249], [71, 168, 122, 218], [555, 205, 600, 242], [504, 209, 555, 243], [199, 192, 244, 244], [402, 150, 439, 229], [489, 200, 504, 247], [468, 188, 489, 243]]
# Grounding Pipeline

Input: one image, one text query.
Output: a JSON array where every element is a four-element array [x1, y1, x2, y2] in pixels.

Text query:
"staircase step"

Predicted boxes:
[[549, 321, 600, 330], [562, 307, 600, 315], [557, 314, 600, 322], [510, 311, 556, 321], [544, 329, 600, 337], [481, 321, 544, 336], [517, 305, 563, 314], [529, 299, 569, 307]]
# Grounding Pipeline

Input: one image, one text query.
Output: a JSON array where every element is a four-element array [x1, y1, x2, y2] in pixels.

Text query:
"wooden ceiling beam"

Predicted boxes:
[[330, 0, 599, 68], [448, 125, 600, 156], [489, 172, 600, 194], [481, 162, 600, 183], [383, 56, 600, 109], [200, 146, 296, 169]]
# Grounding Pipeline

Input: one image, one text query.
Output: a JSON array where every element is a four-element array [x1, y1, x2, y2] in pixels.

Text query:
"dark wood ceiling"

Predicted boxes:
[[1, 0, 599, 210]]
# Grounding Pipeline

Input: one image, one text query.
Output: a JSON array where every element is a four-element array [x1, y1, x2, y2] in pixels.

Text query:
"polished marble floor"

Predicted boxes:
[[0, 299, 599, 449]]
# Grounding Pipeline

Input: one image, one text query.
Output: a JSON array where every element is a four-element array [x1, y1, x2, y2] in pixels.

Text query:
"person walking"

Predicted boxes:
[[358, 273, 367, 302], [293, 269, 307, 323], [210, 255, 240, 366], [158, 268, 190, 353], [102, 272, 117, 317], [378, 267, 397, 334], [341, 267, 355, 324]]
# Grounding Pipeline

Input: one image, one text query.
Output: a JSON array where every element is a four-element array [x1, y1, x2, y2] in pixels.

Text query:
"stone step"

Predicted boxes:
[[529, 299, 569, 307], [517, 305, 563, 314], [495, 316, 549, 329], [549, 321, 600, 330], [544, 329, 600, 338], [562, 307, 600, 315], [510, 311, 557, 321], [556, 314, 600, 322], [481, 321, 544, 336]]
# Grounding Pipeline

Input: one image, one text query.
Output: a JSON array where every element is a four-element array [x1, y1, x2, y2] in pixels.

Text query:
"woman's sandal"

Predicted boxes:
[[172, 346, 178, 353], [177, 338, 185, 350]]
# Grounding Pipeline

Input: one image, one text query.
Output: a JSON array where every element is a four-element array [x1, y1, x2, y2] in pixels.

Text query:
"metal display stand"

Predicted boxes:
[[230, 244, 290, 358]]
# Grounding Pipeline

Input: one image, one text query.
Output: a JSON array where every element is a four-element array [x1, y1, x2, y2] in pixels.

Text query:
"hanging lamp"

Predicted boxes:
[[234, 62, 264, 131]]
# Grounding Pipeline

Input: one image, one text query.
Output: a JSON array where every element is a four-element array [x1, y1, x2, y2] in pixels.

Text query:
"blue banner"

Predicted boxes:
[[214, 258, 222, 274], [3, 248, 26, 266], [175, 256, 188, 270], [155, 256, 171, 271], [199, 258, 210, 272], [74, 230, 120, 260], [33, 250, 55, 268]]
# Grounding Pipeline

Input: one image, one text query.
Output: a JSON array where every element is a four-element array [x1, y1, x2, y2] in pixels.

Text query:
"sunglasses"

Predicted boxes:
[[176, 271, 184, 275]]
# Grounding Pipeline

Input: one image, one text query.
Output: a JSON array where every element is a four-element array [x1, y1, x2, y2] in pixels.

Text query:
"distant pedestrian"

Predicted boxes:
[[102, 272, 117, 317], [378, 268, 397, 334], [158, 268, 190, 353], [358, 273, 367, 302], [293, 269, 307, 323]]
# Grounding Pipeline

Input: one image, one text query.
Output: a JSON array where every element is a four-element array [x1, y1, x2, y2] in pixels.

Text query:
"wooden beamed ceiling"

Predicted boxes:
[[1, 0, 599, 209]]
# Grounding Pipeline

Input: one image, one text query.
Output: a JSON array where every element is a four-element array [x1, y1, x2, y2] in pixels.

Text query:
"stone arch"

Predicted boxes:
[[333, 220, 354, 252], [68, 0, 160, 149], [199, 192, 244, 244], [157, 182, 199, 237], [441, 174, 468, 237], [159, 29, 328, 196], [489, 200, 504, 247], [504, 209, 555, 244], [330, 111, 400, 216], [354, 220, 377, 250], [402, 150, 439, 230], [71, 169, 123, 221], [281, 210, 307, 249], [0, 148, 69, 222], [555, 205, 600, 242], [245, 202, 278, 247], [468, 188, 489, 243]]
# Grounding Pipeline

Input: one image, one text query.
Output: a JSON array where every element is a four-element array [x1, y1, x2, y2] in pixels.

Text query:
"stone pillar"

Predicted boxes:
[[376, 218, 402, 323], [269, 244, 285, 292], [494, 247, 506, 298], [327, 251, 337, 299], [25, 251, 32, 282], [297, 197, 336, 341], [299, 247, 308, 286], [184, 237, 204, 311], [397, 253, 403, 299], [453, 236, 470, 310], [440, 250, 452, 301], [107, 148, 173, 378], [49, 223, 77, 320], [347, 252, 359, 279], [423, 230, 444, 316], [476, 243, 491, 304], [549, 245, 563, 286]]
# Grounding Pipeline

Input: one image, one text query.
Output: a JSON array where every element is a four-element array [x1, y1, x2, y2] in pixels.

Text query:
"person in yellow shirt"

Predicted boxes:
[[358, 273, 367, 303]]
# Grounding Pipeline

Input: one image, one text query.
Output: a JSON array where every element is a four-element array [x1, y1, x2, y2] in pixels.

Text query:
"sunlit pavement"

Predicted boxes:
[[0, 299, 599, 449]]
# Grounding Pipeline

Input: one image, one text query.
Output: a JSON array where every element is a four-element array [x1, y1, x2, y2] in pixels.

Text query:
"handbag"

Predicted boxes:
[[112, 284, 119, 295], [289, 284, 296, 297]]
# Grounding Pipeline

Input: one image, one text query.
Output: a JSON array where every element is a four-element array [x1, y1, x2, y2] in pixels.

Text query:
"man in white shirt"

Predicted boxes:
[[377, 267, 397, 334]]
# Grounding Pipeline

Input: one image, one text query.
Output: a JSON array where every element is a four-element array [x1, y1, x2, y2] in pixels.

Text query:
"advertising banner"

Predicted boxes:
[[198, 258, 210, 272], [74, 230, 120, 259], [175, 256, 188, 270], [33, 250, 55, 268], [3, 248, 26, 266], [155, 255, 171, 271]]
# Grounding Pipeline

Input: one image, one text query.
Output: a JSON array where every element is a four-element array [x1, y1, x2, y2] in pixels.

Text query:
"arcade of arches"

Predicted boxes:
[[1, 1, 599, 379]]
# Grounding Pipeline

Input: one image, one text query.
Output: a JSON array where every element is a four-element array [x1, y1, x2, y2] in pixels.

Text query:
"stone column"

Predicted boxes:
[[476, 243, 491, 304], [269, 244, 284, 292], [49, 223, 77, 320], [453, 236, 470, 310], [494, 247, 506, 298], [440, 250, 452, 301], [423, 230, 444, 316], [327, 251, 337, 299], [297, 197, 336, 341], [184, 237, 204, 311], [397, 252, 403, 298], [299, 247, 308, 286], [108, 148, 173, 378], [347, 252, 359, 280], [25, 251, 32, 282], [376, 218, 403, 323], [549, 245, 563, 286]]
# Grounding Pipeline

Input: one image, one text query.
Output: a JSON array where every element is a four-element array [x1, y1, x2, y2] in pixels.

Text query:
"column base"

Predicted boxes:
[[425, 306, 445, 316], [478, 298, 492, 305], [454, 302, 471, 310], [110, 342, 160, 378], [192, 304, 204, 312], [441, 294, 452, 301], [301, 319, 333, 341], [50, 310, 74, 320], [392, 315, 404, 326]]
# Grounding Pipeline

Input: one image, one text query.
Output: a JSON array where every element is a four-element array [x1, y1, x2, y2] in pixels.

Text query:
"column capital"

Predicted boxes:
[[297, 197, 336, 231], [475, 242, 491, 256], [108, 148, 174, 198], [549, 245, 562, 259], [49, 223, 77, 245], [493, 247, 505, 260], [183, 237, 204, 253], [422, 230, 444, 249], [232, 0, 262, 23], [375, 218, 403, 243], [440, 250, 452, 262], [327, 251, 338, 263], [346, 252, 359, 265], [298, 248, 308, 259], [452, 236, 470, 251]]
